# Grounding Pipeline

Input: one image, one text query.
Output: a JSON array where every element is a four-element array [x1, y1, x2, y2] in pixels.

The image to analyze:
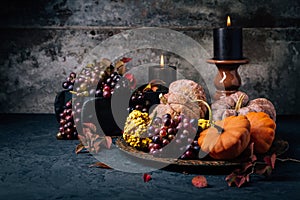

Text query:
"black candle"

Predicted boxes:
[[213, 16, 243, 60], [148, 55, 177, 86]]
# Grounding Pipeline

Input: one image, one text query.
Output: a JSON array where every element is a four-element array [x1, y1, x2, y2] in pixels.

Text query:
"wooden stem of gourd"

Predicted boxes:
[[194, 100, 224, 133], [234, 94, 246, 112]]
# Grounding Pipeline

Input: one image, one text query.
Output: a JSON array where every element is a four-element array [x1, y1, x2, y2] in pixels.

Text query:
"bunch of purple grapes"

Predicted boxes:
[[95, 71, 122, 98], [62, 72, 76, 91], [74, 64, 122, 98], [56, 72, 79, 140], [147, 114, 201, 160], [128, 84, 168, 113], [129, 90, 151, 113], [56, 99, 79, 140]]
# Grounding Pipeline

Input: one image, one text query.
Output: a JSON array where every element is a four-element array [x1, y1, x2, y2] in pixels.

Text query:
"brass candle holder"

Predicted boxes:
[[207, 59, 249, 100]]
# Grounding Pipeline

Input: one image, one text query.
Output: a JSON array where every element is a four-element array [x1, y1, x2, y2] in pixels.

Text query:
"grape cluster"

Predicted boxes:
[[56, 99, 78, 140], [129, 90, 151, 113], [62, 72, 76, 91], [73, 62, 123, 99], [95, 71, 122, 98], [56, 72, 80, 140], [147, 114, 201, 160], [128, 84, 168, 113]]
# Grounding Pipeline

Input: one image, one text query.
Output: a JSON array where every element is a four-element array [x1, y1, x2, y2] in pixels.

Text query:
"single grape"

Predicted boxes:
[[163, 118, 171, 126], [62, 81, 69, 89], [163, 113, 171, 119], [70, 72, 76, 78], [103, 91, 111, 98], [162, 139, 169, 147], [152, 135, 161, 144]]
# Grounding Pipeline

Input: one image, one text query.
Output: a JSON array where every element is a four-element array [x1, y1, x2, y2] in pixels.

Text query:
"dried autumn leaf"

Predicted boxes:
[[89, 162, 112, 169], [75, 142, 86, 154], [121, 57, 132, 63], [225, 173, 236, 187], [192, 176, 208, 188], [83, 123, 97, 133], [255, 165, 272, 176], [270, 154, 276, 169], [143, 173, 152, 182], [104, 136, 112, 149], [225, 173, 250, 188], [92, 139, 102, 154], [124, 73, 136, 89], [235, 176, 247, 188], [264, 154, 276, 169], [79, 122, 112, 154]]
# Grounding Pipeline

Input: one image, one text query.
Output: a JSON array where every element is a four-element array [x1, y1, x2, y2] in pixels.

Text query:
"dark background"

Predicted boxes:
[[0, 0, 299, 114]]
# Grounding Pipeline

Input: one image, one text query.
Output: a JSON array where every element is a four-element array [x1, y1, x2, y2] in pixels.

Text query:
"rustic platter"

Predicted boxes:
[[115, 136, 289, 168]]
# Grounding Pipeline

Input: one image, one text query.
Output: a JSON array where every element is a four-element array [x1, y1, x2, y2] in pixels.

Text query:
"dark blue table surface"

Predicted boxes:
[[0, 114, 299, 200]]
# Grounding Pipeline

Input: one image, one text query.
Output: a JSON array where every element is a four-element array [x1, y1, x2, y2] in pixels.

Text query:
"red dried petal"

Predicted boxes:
[[270, 154, 276, 169], [105, 136, 112, 149], [124, 73, 137, 89], [264, 154, 276, 169], [192, 176, 208, 188], [143, 173, 152, 182], [121, 57, 132, 63], [251, 154, 257, 162]]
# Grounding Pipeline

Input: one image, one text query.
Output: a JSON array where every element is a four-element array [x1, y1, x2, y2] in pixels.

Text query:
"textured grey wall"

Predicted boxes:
[[0, 0, 299, 114]]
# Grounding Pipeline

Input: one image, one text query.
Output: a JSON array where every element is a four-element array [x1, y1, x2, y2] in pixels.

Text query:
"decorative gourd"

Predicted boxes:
[[211, 91, 249, 121], [150, 79, 207, 119], [245, 112, 276, 154], [212, 91, 276, 121], [239, 98, 276, 121], [197, 100, 251, 160]]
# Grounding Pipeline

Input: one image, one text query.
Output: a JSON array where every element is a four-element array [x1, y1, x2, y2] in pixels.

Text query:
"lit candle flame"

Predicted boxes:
[[160, 55, 164, 67], [227, 16, 231, 27]]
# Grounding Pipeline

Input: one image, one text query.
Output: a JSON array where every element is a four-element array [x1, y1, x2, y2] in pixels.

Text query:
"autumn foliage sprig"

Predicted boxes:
[[225, 143, 276, 188]]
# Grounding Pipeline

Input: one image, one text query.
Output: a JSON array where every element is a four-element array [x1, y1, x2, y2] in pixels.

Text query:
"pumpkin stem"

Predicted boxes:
[[235, 94, 246, 112], [69, 91, 78, 95], [214, 124, 224, 133], [193, 100, 212, 124], [193, 100, 224, 133]]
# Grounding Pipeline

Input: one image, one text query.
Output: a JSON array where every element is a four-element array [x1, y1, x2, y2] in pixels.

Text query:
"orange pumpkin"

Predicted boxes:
[[245, 112, 276, 154], [198, 115, 251, 160]]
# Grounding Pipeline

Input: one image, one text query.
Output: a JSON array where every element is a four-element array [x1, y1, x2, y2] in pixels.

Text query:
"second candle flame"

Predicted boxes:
[[160, 55, 164, 67], [227, 16, 231, 27]]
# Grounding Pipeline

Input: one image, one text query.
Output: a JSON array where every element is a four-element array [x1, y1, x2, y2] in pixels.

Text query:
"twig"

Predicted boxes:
[[276, 157, 300, 163]]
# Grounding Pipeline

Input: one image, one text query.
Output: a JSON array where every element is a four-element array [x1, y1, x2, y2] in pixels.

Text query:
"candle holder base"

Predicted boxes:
[[207, 59, 249, 100]]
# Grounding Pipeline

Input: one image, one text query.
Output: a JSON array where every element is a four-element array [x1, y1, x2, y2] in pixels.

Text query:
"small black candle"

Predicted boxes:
[[213, 16, 243, 60], [148, 55, 177, 86]]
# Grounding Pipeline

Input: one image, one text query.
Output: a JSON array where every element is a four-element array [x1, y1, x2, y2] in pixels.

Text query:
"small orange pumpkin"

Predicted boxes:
[[198, 115, 251, 160], [245, 112, 276, 154]]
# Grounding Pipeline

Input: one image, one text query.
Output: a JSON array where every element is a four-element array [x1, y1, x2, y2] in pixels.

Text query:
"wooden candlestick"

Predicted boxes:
[[207, 59, 249, 100]]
